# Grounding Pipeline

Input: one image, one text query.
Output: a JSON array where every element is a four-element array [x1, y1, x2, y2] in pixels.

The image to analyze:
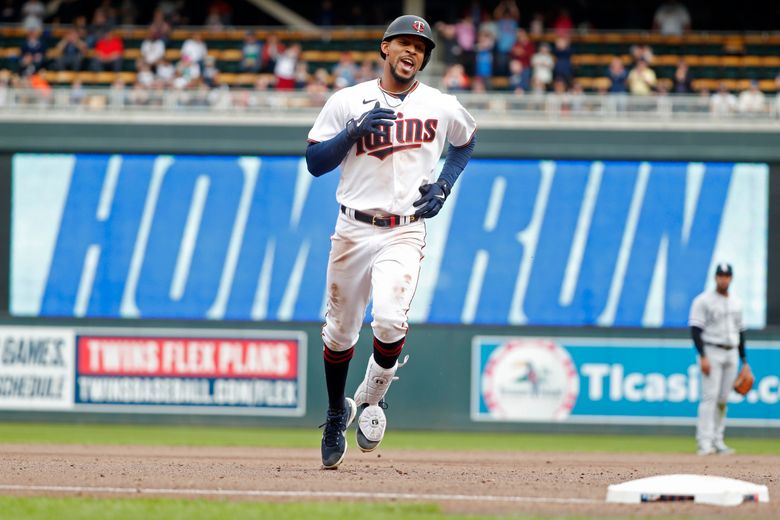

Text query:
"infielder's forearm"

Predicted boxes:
[[437, 134, 476, 190], [306, 129, 356, 177], [690, 326, 704, 356], [738, 331, 746, 362]]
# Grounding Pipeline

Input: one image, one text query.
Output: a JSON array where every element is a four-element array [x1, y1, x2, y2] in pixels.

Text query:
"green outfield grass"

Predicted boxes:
[[0, 422, 778, 455], [0, 496, 726, 520]]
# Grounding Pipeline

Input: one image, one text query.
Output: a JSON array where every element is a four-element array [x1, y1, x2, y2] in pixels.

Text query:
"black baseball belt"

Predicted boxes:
[[706, 342, 735, 350], [341, 205, 420, 228]]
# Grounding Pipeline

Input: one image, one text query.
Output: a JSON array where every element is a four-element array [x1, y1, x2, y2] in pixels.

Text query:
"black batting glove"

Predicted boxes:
[[346, 102, 397, 140], [413, 179, 451, 219]]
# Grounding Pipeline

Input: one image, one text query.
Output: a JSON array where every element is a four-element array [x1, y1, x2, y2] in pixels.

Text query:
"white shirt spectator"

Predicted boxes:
[[181, 37, 208, 64], [710, 91, 737, 116], [738, 86, 766, 113], [21, 0, 45, 31], [531, 47, 554, 86], [156, 61, 175, 85], [141, 38, 165, 66], [653, 1, 691, 35]]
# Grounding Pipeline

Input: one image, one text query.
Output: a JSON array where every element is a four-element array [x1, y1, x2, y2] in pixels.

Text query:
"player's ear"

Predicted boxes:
[[380, 40, 391, 57]]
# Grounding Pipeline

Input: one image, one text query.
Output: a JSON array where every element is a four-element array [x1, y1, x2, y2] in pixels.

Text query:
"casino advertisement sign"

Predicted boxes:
[[472, 336, 780, 425], [0, 326, 306, 416]]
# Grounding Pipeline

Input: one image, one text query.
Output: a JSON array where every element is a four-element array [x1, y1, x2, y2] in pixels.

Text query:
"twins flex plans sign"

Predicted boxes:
[[11, 154, 767, 327], [472, 337, 780, 426], [75, 330, 306, 415]]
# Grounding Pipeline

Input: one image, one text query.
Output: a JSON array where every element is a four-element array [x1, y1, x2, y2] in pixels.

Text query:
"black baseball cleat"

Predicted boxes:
[[320, 397, 357, 469]]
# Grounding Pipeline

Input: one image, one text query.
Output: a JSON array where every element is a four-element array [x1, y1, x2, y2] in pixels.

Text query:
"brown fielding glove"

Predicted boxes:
[[733, 365, 754, 396]]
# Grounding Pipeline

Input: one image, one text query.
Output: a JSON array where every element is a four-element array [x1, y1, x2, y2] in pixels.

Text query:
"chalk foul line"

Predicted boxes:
[[0, 484, 601, 505]]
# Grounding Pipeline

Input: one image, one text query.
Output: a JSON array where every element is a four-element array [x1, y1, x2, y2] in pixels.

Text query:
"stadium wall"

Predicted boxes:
[[0, 120, 778, 435]]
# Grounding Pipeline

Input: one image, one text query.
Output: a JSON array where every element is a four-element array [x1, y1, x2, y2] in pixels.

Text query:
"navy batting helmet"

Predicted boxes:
[[379, 15, 436, 71]]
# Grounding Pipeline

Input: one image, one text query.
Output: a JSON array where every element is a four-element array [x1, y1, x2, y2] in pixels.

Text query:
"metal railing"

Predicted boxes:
[[1, 86, 779, 126]]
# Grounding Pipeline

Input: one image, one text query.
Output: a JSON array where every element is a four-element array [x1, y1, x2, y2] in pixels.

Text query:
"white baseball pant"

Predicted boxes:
[[696, 344, 739, 450], [321, 212, 425, 352]]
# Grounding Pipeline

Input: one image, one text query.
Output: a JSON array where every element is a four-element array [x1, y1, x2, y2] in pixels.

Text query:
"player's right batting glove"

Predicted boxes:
[[346, 102, 397, 140], [413, 179, 451, 219]]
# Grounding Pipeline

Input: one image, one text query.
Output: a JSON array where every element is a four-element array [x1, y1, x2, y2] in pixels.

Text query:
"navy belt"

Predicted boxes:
[[341, 205, 419, 228]]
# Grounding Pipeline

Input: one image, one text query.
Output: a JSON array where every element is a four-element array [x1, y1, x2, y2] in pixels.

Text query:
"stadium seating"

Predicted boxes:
[[1, 25, 779, 91]]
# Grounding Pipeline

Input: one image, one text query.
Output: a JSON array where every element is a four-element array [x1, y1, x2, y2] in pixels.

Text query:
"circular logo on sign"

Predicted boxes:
[[481, 339, 579, 421], [412, 20, 425, 33]]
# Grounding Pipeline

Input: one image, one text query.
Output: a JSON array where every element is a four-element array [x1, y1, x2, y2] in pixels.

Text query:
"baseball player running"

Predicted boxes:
[[689, 263, 751, 455], [305, 15, 477, 468]]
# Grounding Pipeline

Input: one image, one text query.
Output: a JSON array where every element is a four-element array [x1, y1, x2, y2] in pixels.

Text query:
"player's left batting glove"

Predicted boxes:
[[413, 179, 451, 219]]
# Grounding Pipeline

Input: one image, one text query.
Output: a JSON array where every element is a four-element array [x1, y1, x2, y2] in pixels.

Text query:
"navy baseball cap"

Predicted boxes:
[[715, 263, 733, 276]]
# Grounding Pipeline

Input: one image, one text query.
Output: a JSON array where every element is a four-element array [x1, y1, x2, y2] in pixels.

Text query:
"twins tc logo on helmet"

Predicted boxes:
[[355, 112, 438, 160], [412, 20, 426, 33]]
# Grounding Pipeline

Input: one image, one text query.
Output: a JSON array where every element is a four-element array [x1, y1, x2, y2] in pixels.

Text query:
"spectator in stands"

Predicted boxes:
[[294, 61, 309, 89], [553, 36, 573, 84], [607, 57, 628, 93], [136, 62, 155, 87], [332, 52, 358, 89], [205, 0, 232, 30], [442, 63, 469, 92], [454, 14, 476, 75], [510, 28, 534, 91], [20, 28, 46, 73], [202, 55, 219, 88], [318, 0, 334, 26], [94, 0, 118, 28], [710, 82, 737, 116], [140, 30, 166, 70], [630, 44, 654, 67], [672, 59, 692, 93], [508, 59, 528, 92], [28, 66, 51, 103], [21, 0, 45, 31], [531, 42, 554, 91], [261, 34, 283, 74], [434, 22, 460, 67], [109, 78, 126, 107], [737, 80, 766, 114], [653, 0, 691, 35], [274, 43, 300, 91], [552, 8, 573, 38], [529, 12, 544, 36], [149, 8, 172, 41], [474, 29, 495, 89], [91, 28, 124, 73], [0, 0, 17, 24], [241, 31, 262, 73], [54, 28, 87, 72], [173, 55, 200, 89], [306, 67, 329, 105], [119, 0, 137, 25], [156, 58, 175, 87], [627, 58, 657, 95], [181, 33, 208, 67], [52, 0, 82, 25], [69, 78, 85, 106], [89, 8, 112, 43], [354, 59, 381, 83], [493, 0, 519, 76]]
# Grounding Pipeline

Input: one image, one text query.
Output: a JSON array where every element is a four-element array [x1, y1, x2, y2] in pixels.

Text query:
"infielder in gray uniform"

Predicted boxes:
[[689, 263, 750, 455]]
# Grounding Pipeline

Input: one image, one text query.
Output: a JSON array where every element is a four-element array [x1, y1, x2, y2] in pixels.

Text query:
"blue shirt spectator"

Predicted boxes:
[[607, 57, 628, 93]]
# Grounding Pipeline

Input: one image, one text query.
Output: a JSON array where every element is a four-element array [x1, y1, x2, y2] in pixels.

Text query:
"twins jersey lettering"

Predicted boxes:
[[308, 79, 477, 215]]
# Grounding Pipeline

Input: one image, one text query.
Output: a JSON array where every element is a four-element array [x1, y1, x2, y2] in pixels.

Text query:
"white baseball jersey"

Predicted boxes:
[[307, 79, 477, 215], [688, 290, 744, 348]]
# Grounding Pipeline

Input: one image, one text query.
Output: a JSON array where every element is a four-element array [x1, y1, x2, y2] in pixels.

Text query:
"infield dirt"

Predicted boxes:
[[0, 444, 777, 518]]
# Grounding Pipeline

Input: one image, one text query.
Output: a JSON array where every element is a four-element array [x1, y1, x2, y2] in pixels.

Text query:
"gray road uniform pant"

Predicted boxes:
[[697, 344, 739, 450]]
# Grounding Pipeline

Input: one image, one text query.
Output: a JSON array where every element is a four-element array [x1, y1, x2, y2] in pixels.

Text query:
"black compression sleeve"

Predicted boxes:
[[738, 331, 746, 362], [691, 326, 704, 356], [437, 134, 476, 191]]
